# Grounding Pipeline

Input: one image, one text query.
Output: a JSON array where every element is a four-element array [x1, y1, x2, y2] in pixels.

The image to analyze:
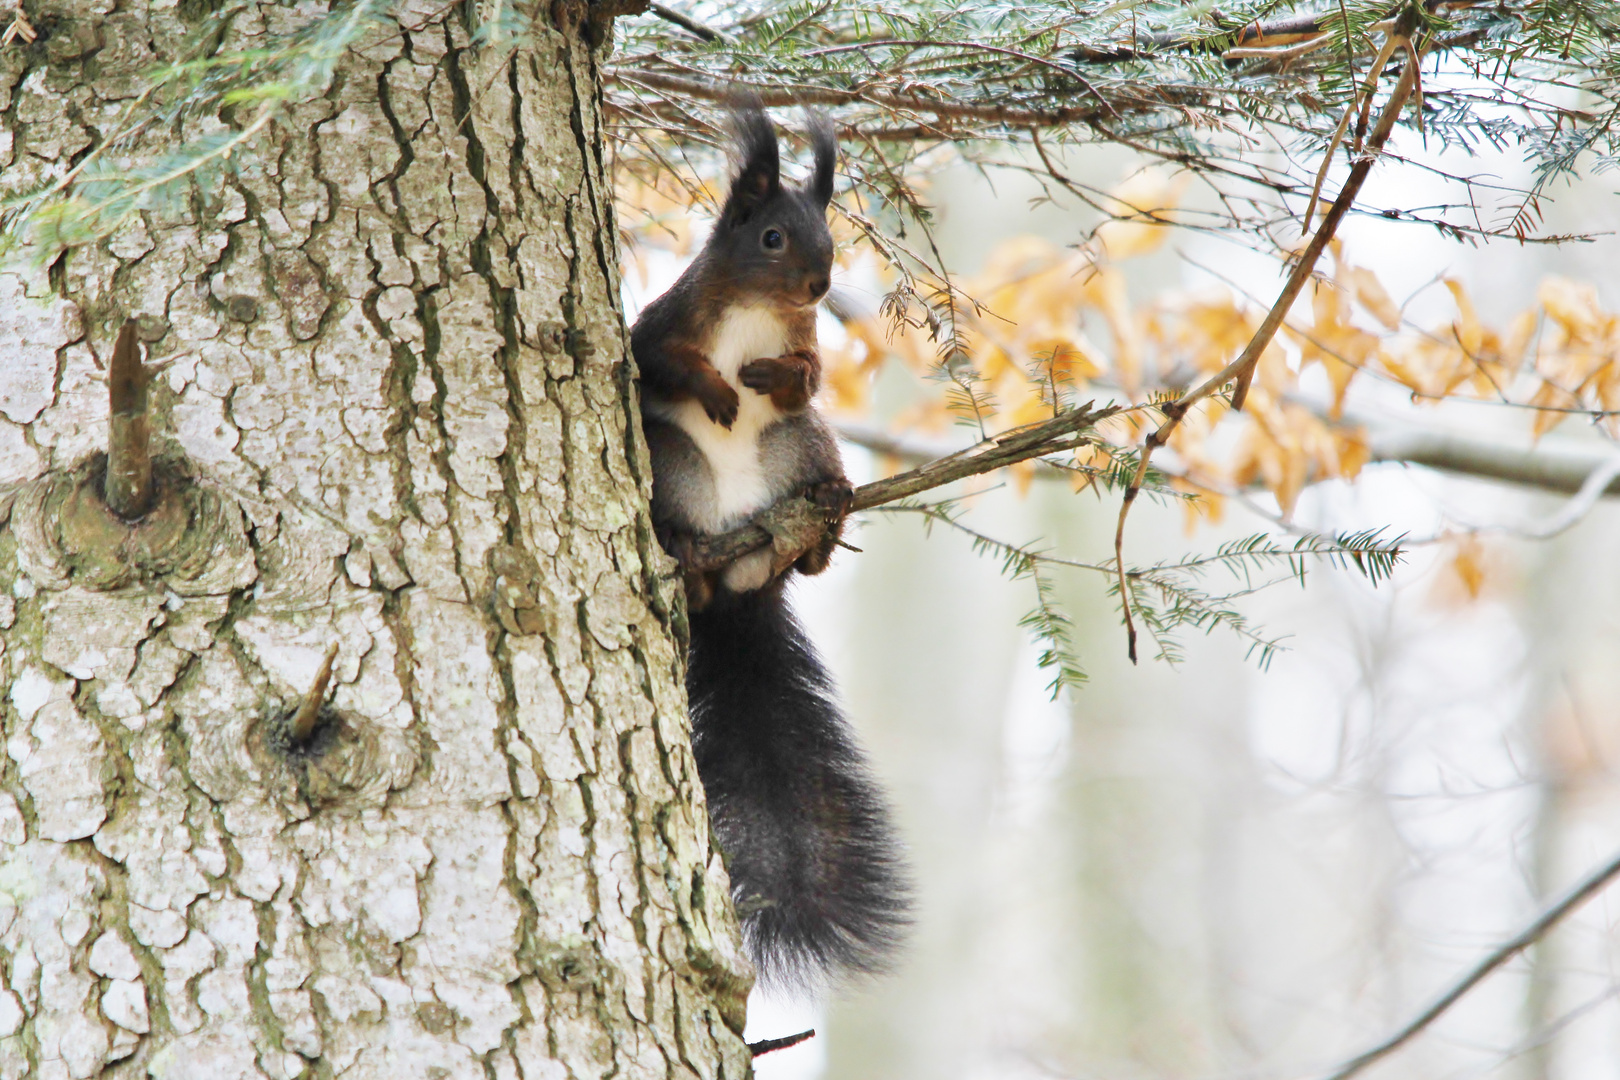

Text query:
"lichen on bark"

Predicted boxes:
[[0, 3, 752, 1077]]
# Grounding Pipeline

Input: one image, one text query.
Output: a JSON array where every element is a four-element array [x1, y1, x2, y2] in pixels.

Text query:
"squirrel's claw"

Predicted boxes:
[[697, 376, 740, 428], [794, 478, 853, 578], [805, 478, 854, 521]]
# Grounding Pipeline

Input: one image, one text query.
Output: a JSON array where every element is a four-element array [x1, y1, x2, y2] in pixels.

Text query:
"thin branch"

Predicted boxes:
[[680, 403, 1123, 573], [842, 402, 1620, 530], [1433, 453, 1620, 540], [1322, 844, 1620, 1080], [850, 403, 1118, 509], [1235, 41, 1420, 412], [1112, 26, 1423, 663], [1305, 24, 1402, 229], [1226, 31, 1336, 62], [649, 3, 722, 43]]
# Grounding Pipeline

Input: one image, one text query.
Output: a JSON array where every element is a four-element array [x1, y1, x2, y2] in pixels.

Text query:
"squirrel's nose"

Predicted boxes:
[[807, 276, 830, 302]]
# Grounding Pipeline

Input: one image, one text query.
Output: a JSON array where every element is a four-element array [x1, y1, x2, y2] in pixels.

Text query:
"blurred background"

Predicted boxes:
[[623, 85, 1620, 1080]]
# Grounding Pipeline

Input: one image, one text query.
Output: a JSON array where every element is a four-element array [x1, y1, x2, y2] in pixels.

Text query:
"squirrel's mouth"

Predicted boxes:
[[764, 277, 831, 312]]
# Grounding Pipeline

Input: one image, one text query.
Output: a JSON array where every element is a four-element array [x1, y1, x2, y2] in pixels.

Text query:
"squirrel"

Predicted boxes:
[[632, 103, 910, 988]]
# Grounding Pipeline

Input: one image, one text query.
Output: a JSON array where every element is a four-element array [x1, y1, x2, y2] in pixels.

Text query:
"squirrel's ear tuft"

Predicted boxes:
[[807, 111, 836, 208], [722, 100, 780, 223]]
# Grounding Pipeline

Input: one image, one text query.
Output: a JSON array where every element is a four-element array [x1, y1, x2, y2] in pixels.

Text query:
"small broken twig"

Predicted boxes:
[[748, 1029, 815, 1057], [105, 319, 155, 520], [650, 2, 721, 41], [290, 643, 340, 743]]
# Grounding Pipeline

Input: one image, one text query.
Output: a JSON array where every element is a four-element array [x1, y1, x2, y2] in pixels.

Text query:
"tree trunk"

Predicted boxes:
[[0, 4, 753, 1078]]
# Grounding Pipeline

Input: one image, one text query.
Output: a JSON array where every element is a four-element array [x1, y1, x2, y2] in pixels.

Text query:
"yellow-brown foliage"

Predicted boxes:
[[618, 169, 1620, 536]]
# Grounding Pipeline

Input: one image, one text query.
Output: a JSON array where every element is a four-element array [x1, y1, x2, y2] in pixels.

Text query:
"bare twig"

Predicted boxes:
[[1225, 32, 1335, 62], [1322, 844, 1620, 1080], [1235, 44, 1419, 412], [1438, 453, 1620, 540], [1304, 23, 1401, 229], [849, 403, 1117, 509], [681, 403, 1122, 573], [748, 1029, 815, 1057], [1111, 28, 1422, 663], [290, 643, 340, 744], [104, 319, 155, 520], [649, 3, 722, 42]]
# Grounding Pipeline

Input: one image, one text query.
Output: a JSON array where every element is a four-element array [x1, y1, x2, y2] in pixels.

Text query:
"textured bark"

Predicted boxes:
[[0, 3, 753, 1078]]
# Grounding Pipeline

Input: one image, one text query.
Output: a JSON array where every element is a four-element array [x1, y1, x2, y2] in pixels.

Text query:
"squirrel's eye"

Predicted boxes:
[[762, 228, 785, 251]]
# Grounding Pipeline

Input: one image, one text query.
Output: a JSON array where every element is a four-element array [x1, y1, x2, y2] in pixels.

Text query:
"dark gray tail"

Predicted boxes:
[[686, 585, 910, 987]]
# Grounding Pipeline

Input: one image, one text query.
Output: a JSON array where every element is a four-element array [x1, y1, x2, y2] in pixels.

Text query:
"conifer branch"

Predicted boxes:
[[610, 0, 1620, 274], [616, 70, 1139, 130]]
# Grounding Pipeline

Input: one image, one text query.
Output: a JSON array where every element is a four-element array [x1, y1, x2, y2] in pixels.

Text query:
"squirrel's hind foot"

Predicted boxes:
[[795, 478, 854, 575]]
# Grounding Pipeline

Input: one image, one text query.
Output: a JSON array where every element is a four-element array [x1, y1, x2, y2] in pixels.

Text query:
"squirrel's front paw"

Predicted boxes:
[[805, 478, 854, 521], [696, 374, 740, 428], [740, 354, 813, 411]]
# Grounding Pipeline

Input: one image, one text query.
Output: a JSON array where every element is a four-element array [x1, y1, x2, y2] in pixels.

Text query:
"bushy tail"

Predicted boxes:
[[686, 585, 910, 988]]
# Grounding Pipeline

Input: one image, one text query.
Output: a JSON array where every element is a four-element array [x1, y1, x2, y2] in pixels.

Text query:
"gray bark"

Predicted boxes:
[[0, 3, 753, 1078]]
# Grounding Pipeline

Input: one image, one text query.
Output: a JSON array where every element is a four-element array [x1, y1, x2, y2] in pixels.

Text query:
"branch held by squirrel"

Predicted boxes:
[[678, 401, 1119, 574]]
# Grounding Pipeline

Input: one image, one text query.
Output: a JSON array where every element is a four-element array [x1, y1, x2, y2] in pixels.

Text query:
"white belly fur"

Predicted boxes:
[[655, 305, 791, 533]]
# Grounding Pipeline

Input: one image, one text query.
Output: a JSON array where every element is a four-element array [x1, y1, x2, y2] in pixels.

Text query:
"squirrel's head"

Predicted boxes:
[[708, 102, 836, 310]]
